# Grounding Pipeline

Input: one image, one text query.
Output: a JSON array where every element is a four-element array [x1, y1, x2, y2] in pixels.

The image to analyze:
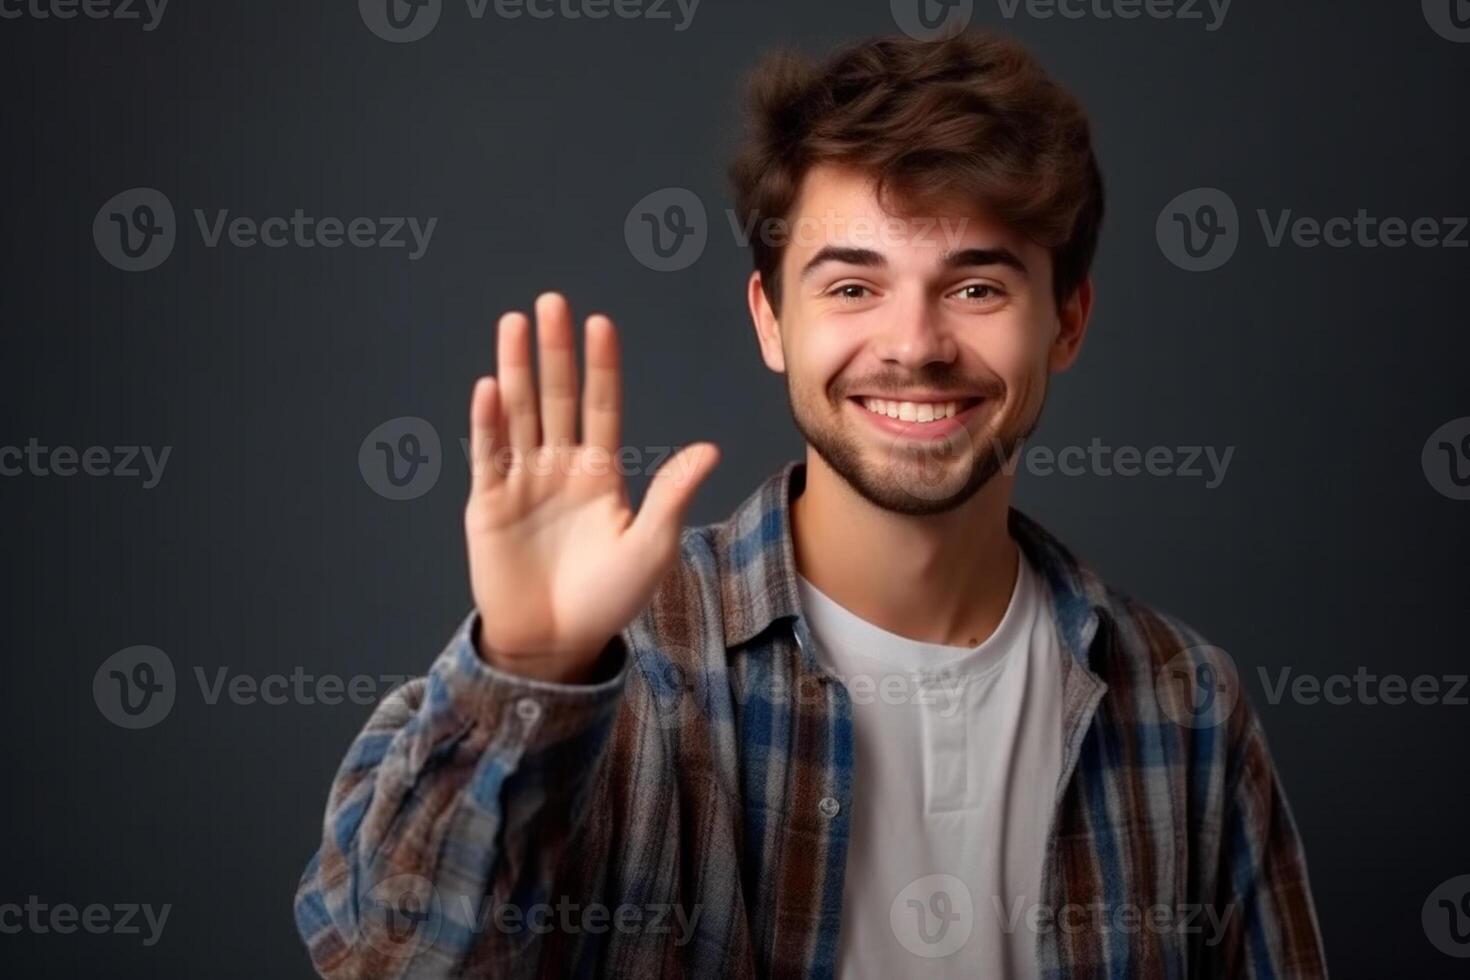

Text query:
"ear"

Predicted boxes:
[[1048, 275, 1095, 373], [747, 270, 786, 373]]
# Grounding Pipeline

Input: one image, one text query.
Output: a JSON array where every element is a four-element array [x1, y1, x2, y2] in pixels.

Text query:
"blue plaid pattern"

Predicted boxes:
[[296, 461, 1327, 978]]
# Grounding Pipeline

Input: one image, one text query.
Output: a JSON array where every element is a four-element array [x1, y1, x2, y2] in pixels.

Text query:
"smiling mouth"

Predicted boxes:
[[850, 396, 983, 424]]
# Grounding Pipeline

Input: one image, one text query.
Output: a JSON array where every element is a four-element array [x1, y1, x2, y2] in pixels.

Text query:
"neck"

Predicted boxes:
[[790, 447, 1020, 648]]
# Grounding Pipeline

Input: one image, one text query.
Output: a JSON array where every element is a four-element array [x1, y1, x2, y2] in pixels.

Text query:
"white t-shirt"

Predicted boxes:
[[796, 551, 1064, 979]]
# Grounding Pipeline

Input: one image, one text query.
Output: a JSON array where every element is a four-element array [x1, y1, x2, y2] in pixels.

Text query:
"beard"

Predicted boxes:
[[786, 369, 1044, 517]]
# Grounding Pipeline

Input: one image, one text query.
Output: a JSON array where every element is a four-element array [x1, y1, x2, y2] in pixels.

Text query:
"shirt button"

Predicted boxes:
[[515, 698, 542, 724], [818, 796, 840, 818]]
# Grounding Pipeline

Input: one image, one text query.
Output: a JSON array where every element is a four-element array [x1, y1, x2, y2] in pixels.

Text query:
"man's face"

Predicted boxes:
[[748, 164, 1089, 516]]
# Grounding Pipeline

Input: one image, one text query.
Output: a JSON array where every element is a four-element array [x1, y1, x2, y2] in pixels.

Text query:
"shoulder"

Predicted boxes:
[[1012, 507, 1264, 768], [1091, 581, 1267, 785]]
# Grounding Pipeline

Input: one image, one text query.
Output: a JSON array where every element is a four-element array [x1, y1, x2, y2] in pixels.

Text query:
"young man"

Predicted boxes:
[[295, 31, 1326, 979]]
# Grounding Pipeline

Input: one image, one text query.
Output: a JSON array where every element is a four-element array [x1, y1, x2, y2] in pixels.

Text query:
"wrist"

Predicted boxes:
[[473, 620, 619, 685]]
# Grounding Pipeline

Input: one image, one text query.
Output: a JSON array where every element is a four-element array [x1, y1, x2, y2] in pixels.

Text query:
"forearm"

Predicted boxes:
[[293, 613, 629, 979]]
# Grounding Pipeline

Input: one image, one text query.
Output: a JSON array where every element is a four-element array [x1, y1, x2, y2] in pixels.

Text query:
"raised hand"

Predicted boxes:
[[465, 292, 719, 684]]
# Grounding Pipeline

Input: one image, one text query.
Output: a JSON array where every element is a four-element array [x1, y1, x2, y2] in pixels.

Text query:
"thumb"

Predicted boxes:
[[631, 442, 720, 549]]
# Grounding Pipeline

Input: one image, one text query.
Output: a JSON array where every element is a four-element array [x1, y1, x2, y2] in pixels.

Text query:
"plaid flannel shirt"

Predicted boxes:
[[295, 461, 1328, 979]]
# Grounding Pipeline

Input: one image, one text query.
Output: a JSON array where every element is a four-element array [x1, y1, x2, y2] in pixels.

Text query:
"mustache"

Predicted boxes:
[[834, 369, 1005, 400]]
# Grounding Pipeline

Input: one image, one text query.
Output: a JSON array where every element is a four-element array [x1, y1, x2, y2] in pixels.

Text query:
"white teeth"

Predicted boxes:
[[859, 398, 965, 422]]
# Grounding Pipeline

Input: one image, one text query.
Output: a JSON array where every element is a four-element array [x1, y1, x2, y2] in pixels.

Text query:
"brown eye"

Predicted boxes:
[[831, 284, 872, 302], [955, 284, 1001, 301]]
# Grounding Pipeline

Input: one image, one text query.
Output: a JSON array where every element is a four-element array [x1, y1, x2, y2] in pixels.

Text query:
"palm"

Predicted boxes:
[[465, 293, 718, 683]]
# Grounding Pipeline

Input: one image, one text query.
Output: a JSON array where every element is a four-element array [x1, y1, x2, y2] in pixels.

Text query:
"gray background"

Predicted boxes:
[[2, 0, 1468, 975]]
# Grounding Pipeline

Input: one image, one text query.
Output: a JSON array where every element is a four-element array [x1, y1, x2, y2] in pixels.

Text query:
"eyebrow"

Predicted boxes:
[[798, 245, 1029, 280]]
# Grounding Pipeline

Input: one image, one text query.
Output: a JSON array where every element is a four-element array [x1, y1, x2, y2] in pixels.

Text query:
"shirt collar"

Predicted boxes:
[[713, 461, 1110, 665]]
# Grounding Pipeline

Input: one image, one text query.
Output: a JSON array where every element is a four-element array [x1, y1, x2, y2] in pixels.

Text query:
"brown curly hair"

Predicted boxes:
[[729, 30, 1104, 311]]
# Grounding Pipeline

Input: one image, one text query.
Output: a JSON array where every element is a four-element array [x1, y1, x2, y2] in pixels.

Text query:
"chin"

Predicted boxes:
[[811, 428, 1008, 517]]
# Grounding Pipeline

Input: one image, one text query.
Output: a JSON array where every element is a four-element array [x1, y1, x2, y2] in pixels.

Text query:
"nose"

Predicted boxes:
[[871, 292, 957, 368]]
